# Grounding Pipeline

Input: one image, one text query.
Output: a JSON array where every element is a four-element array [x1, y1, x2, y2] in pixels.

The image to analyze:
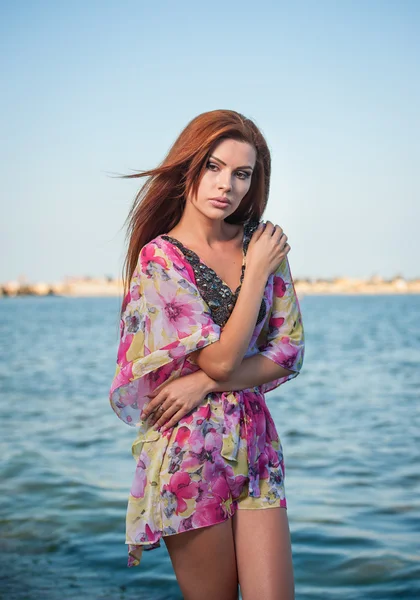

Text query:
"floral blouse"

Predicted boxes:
[[110, 216, 305, 438]]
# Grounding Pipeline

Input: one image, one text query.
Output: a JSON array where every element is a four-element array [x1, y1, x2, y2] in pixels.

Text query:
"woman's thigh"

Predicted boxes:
[[163, 518, 239, 600], [232, 507, 294, 600]]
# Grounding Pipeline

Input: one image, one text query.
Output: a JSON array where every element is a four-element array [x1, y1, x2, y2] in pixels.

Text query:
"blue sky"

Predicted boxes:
[[1, 0, 418, 282]]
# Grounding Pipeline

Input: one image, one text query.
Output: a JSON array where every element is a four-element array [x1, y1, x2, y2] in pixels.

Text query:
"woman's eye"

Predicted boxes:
[[206, 161, 250, 180]]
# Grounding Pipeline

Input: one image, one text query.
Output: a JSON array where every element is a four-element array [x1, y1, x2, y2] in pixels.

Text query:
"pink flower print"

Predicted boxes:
[[258, 450, 270, 480], [269, 467, 284, 488], [184, 427, 206, 456], [196, 480, 210, 502], [167, 443, 188, 475], [270, 316, 285, 330], [200, 324, 219, 340], [175, 426, 191, 446], [192, 495, 227, 527], [119, 318, 124, 339], [145, 277, 211, 343], [126, 310, 141, 333], [161, 242, 186, 270], [225, 469, 248, 499], [196, 401, 212, 421], [140, 244, 168, 274], [273, 276, 286, 298], [130, 451, 151, 498], [211, 475, 231, 502], [181, 411, 195, 426], [145, 523, 156, 542], [117, 333, 134, 368], [266, 443, 281, 468], [275, 338, 299, 370], [130, 282, 141, 301], [145, 361, 176, 392], [167, 472, 199, 514], [201, 444, 227, 485], [179, 515, 194, 532], [254, 410, 267, 439], [161, 292, 204, 335], [121, 289, 131, 313], [204, 429, 223, 454], [265, 413, 279, 442], [109, 362, 133, 396], [221, 393, 241, 433], [162, 339, 193, 361]]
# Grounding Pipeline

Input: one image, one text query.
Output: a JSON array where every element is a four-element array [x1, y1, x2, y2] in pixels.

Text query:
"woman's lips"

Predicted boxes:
[[209, 199, 230, 209]]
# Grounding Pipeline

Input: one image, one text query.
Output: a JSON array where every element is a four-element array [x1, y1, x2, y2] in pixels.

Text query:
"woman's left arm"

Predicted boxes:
[[193, 353, 295, 394], [199, 254, 305, 394]]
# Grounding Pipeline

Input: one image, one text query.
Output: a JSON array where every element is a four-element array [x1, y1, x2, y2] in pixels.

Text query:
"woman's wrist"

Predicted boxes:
[[196, 368, 217, 394], [243, 265, 269, 290]]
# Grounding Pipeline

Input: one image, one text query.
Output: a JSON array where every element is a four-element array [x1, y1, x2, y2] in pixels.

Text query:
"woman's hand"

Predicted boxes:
[[246, 221, 290, 277], [139, 372, 211, 432]]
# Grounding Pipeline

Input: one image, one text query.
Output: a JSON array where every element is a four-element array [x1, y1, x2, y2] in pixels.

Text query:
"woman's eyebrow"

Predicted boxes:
[[209, 155, 254, 171]]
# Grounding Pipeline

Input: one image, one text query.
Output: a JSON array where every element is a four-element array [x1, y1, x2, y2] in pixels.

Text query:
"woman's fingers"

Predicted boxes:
[[140, 394, 163, 420], [159, 409, 187, 433], [152, 401, 180, 429], [272, 226, 290, 257]]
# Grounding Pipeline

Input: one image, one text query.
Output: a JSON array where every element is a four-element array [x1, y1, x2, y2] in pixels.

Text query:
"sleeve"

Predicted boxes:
[[257, 254, 305, 394], [109, 239, 221, 427]]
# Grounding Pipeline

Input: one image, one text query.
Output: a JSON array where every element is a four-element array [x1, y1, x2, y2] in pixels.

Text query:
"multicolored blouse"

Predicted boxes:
[[109, 217, 305, 567]]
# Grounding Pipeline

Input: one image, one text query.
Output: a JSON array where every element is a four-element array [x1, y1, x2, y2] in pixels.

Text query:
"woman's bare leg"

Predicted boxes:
[[232, 507, 294, 600], [164, 518, 239, 600]]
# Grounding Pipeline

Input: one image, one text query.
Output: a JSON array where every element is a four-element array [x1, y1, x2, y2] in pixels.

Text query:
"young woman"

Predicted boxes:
[[109, 109, 305, 600]]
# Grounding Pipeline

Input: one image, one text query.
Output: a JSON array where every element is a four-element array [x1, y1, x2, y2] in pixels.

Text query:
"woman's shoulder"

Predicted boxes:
[[141, 234, 184, 263]]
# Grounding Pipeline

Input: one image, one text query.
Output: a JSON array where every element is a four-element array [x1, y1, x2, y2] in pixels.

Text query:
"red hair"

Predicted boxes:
[[117, 109, 271, 314]]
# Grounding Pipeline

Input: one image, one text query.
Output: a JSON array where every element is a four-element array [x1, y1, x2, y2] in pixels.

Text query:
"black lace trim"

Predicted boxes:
[[161, 218, 267, 327]]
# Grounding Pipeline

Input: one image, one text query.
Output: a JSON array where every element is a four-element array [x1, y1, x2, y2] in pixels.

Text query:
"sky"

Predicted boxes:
[[1, 0, 419, 283]]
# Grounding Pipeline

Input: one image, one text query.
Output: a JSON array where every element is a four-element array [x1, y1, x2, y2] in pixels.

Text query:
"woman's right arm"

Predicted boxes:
[[191, 221, 289, 381]]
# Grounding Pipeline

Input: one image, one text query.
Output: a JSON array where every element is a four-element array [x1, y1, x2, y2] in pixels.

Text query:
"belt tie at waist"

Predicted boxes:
[[219, 389, 280, 498]]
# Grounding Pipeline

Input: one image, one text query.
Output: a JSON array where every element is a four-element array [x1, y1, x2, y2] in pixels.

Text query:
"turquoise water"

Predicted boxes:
[[1, 295, 419, 599]]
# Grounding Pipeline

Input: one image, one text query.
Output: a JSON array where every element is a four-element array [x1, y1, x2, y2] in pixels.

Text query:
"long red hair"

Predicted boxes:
[[118, 109, 271, 314]]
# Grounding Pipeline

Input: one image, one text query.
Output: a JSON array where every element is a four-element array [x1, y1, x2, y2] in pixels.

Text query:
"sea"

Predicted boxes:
[[0, 294, 419, 600]]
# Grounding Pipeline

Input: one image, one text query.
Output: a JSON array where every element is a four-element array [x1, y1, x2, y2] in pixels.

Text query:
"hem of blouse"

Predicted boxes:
[[258, 354, 300, 383], [260, 375, 298, 395], [236, 499, 288, 510], [258, 351, 301, 375], [125, 503, 239, 567]]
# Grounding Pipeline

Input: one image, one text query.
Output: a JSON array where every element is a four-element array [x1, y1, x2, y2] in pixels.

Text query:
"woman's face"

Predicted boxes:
[[189, 138, 257, 220]]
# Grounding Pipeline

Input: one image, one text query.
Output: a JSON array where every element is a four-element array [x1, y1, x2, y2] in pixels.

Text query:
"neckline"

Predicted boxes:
[[160, 224, 248, 297]]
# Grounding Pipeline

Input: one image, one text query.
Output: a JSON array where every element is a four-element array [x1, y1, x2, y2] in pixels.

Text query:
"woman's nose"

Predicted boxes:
[[218, 175, 232, 191]]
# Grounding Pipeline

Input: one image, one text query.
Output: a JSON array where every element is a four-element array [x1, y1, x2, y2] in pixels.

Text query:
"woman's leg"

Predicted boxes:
[[232, 507, 295, 600], [163, 518, 239, 600]]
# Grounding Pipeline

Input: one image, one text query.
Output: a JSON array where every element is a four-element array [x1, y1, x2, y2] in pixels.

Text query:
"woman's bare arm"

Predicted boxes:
[[189, 267, 268, 381], [187, 354, 294, 394], [190, 222, 289, 381]]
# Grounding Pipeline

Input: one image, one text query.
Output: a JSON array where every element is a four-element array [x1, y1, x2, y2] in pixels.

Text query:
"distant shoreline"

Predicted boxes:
[[1, 275, 419, 297]]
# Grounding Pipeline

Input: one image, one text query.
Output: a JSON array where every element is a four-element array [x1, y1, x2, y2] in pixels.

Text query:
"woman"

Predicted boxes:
[[109, 109, 305, 600]]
